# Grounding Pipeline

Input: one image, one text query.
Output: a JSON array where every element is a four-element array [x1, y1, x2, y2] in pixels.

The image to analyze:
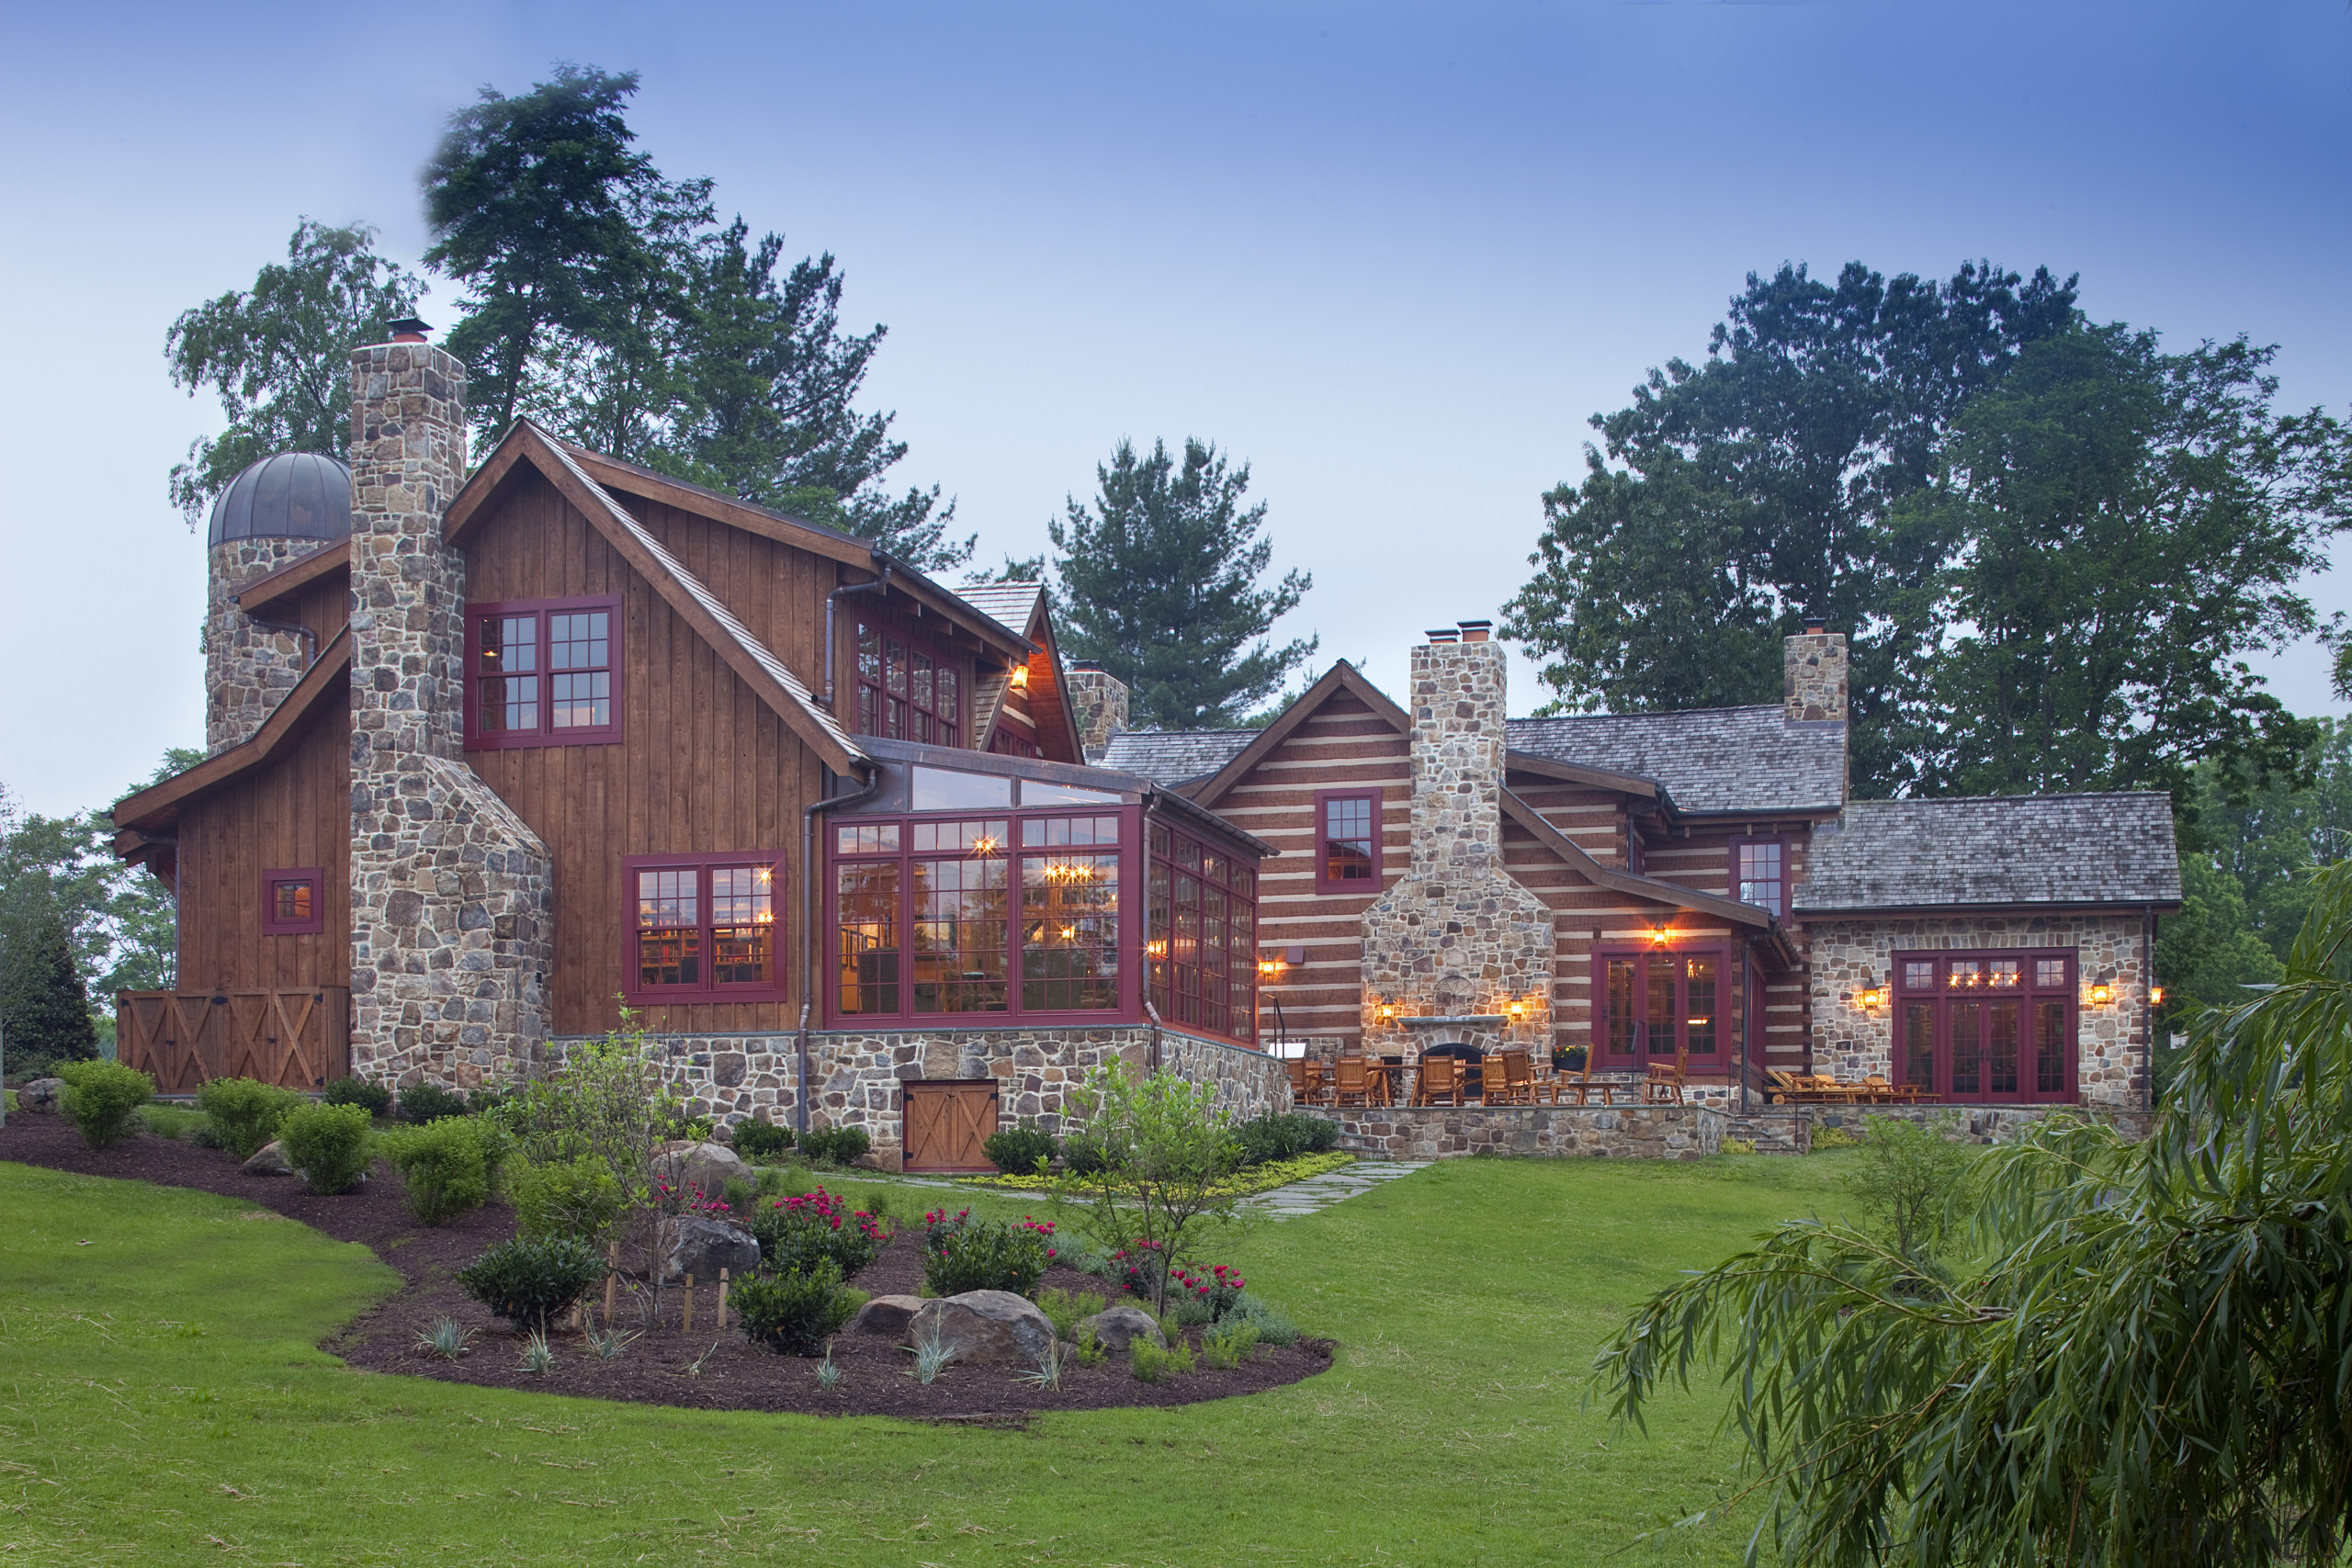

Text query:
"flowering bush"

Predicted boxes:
[[752, 1186, 888, 1276], [1170, 1262, 1248, 1324], [1109, 1238, 1171, 1303], [923, 1206, 974, 1252], [653, 1177, 736, 1218], [922, 1214, 1053, 1297]]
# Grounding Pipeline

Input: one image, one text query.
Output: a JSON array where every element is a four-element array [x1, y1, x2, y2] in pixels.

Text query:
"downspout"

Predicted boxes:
[[821, 559, 893, 708], [1145, 999, 1164, 1074], [798, 763, 884, 1134], [244, 615, 319, 671], [1736, 941, 1751, 1117]]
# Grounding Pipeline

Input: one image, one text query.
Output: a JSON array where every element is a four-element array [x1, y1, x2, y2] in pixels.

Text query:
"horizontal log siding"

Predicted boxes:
[[462, 471, 833, 1038], [1210, 692, 1410, 1047], [1634, 817, 1827, 1071]]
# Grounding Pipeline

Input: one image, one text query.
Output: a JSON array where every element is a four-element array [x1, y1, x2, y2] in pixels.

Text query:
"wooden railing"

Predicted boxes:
[[117, 988, 350, 1093]]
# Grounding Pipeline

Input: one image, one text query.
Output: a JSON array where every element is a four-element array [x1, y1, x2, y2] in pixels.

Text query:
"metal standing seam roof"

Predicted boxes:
[[1794, 794, 2181, 911], [206, 451, 353, 547], [1506, 706, 1847, 815], [1097, 729, 1258, 786]]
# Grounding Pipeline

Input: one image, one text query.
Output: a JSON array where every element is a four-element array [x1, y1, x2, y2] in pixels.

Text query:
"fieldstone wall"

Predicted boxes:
[[1360, 637, 1555, 1055], [1064, 667, 1130, 762], [1810, 1101, 2153, 1145], [549, 1024, 1294, 1169], [206, 538, 317, 754], [1809, 912, 2154, 1111], [1302, 1102, 1723, 1160], [345, 342, 554, 1090], [1783, 629, 1849, 723]]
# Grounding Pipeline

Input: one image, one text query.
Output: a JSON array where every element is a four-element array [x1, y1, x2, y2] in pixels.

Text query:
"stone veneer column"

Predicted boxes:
[[345, 342, 554, 1089], [1782, 628, 1849, 722], [205, 539, 314, 754], [1358, 637, 1554, 1055], [1063, 664, 1129, 763]]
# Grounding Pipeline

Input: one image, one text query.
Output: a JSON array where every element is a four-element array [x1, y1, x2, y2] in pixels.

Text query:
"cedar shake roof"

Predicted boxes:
[[1098, 729, 1256, 785], [953, 581, 1046, 641], [1506, 706, 1847, 815], [1794, 794, 2181, 912]]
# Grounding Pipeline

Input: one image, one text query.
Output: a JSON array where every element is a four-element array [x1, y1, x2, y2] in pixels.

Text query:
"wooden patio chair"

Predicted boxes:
[[1285, 1058, 1311, 1104], [1859, 1075, 1905, 1105], [1804, 1073, 1864, 1103], [1645, 1044, 1690, 1105], [1764, 1067, 1809, 1105], [1332, 1056, 1373, 1108], [1413, 1055, 1464, 1107], [1555, 1063, 1621, 1107], [1296, 1058, 1331, 1107], [1493, 1049, 1537, 1105]]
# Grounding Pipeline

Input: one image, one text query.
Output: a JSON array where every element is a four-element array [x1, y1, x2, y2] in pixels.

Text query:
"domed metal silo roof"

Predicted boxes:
[[205, 452, 353, 548]]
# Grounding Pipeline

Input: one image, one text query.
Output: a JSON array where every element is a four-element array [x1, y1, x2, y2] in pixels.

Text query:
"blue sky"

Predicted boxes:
[[2, 0, 2346, 817]]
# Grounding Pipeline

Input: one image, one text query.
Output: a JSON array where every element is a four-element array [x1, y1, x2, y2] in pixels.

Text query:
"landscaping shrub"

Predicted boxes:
[[1810, 1125, 1859, 1152], [321, 1077, 393, 1117], [922, 1216, 1055, 1297], [1060, 1133, 1114, 1176], [1202, 1321, 1260, 1369], [1841, 1111, 1975, 1262], [1170, 1262, 1247, 1324], [1228, 1291, 1301, 1345], [1035, 1286, 1106, 1339], [195, 1077, 302, 1159], [57, 1061, 153, 1149], [379, 1118, 493, 1225], [1129, 1335, 1194, 1382], [397, 1082, 470, 1124], [1233, 1111, 1336, 1166], [749, 1187, 887, 1276], [730, 1119, 794, 1162], [277, 1101, 374, 1194], [509, 1155, 626, 1243], [1109, 1238, 1170, 1303], [139, 1104, 205, 1140], [458, 1235, 605, 1330], [982, 1121, 1056, 1175], [732, 1261, 865, 1355], [799, 1125, 871, 1165]]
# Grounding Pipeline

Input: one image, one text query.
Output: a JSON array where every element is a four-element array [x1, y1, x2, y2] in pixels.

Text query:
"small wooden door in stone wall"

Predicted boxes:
[[902, 1079, 1001, 1173]]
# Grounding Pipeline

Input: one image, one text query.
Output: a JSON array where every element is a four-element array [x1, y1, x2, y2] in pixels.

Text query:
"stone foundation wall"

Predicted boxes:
[[1808, 912, 2155, 1111], [1301, 1102, 1723, 1160], [545, 1024, 1294, 1169], [206, 538, 318, 754]]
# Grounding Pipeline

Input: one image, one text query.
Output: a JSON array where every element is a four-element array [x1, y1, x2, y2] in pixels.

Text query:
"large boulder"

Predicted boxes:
[[662, 1215, 761, 1284], [243, 1140, 293, 1177], [847, 1294, 925, 1337], [906, 1291, 1057, 1367], [1077, 1304, 1165, 1354], [17, 1077, 62, 1113], [656, 1140, 751, 1201]]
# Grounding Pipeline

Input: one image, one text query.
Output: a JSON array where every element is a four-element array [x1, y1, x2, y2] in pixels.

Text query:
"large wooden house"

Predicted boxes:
[[108, 326, 2177, 1167]]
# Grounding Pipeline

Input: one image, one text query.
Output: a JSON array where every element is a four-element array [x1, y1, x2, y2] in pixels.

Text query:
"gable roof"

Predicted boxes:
[[954, 581, 1046, 637], [113, 626, 353, 840], [1506, 706, 1846, 816], [956, 581, 1086, 763], [1794, 794, 2181, 912], [1186, 661, 1410, 807]]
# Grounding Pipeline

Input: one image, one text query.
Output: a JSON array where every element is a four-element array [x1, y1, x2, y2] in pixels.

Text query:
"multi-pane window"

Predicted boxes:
[[912, 818, 1011, 1015], [1595, 950, 1724, 1066], [854, 620, 961, 748], [261, 866, 324, 936], [468, 596, 622, 748], [1314, 790, 1380, 894], [627, 857, 781, 1000], [1024, 816, 1122, 1012], [1731, 835, 1787, 917], [1148, 822, 1258, 1043], [1894, 950, 2075, 1102]]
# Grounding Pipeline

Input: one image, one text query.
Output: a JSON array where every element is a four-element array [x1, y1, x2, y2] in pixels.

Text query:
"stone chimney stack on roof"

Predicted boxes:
[[1063, 660, 1129, 764], [1783, 620, 1848, 724]]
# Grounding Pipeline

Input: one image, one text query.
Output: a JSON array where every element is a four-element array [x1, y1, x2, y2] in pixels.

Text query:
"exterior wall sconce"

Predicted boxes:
[[1509, 1000, 1526, 1022], [1856, 985, 1885, 1011], [2150, 986, 2165, 1006], [1650, 927, 1670, 947], [1259, 956, 1283, 978], [1010, 663, 1030, 689], [2088, 979, 2114, 1007], [1378, 999, 1396, 1021]]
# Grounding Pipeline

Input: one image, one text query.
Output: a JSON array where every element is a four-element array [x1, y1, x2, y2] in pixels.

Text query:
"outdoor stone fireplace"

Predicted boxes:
[[1358, 627, 1554, 1056]]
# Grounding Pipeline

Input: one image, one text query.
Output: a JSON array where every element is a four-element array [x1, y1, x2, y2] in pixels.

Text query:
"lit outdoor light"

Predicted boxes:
[[1650, 927, 1670, 947], [1857, 986, 1883, 1011], [1508, 1000, 1526, 1021], [2151, 985, 2166, 1006], [1379, 1000, 1396, 1021], [2089, 980, 2114, 1007], [1010, 663, 1029, 689]]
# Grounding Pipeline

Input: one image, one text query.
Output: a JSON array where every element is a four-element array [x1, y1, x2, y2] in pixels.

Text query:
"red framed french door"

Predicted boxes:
[[1893, 950, 2076, 1104], [1593, 948, 1727, 1071]]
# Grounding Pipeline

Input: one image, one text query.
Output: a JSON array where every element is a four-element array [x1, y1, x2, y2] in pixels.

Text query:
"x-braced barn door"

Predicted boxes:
[[902, 1079, 1001, 1173]]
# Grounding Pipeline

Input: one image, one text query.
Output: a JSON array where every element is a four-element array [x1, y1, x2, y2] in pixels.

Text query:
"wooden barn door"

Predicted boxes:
[[902, 1080, 1001, 1173]]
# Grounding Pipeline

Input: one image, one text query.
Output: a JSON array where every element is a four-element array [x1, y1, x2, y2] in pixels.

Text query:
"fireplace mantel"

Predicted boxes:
[[1394, 1014, 1509, 1025]]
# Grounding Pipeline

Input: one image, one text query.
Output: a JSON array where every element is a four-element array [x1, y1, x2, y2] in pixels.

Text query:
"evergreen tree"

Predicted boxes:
[[1048, 438, 1315, 730], [164, 220, 423, 525], [0, 905, 97, 1070]]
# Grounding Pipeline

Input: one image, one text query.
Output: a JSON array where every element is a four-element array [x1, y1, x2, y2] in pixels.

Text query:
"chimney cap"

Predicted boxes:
[[1456, 619, 1493, 643], [1068, 659, 1103, 672], [386, 316, 432, 343], [1803, 615, 1826, 634], [1425, 627, 1461, 644]]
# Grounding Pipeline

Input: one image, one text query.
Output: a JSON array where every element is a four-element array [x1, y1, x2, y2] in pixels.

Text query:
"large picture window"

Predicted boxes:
[[1894, 949, 2075, 1103], [1313, 789, 1382, 896], [831, 807, 1131, 1022], [625, 854, 784, 1003], [466, 595, 623, 749], [1148, 823, 1257, 1043], [854, 619, 962, 749], [1592, 947, 1726, 1068]]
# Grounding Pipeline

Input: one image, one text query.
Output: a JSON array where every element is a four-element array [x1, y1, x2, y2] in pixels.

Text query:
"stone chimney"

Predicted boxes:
[[1064, 660, 1129, 763], [1783, 618, 1848, 723], [1358, 623, 1553, 1055], [346, 335, 553, 1090]]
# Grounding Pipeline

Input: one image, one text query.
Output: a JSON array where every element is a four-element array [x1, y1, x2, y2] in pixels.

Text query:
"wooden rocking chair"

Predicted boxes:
[[1644, 1043, 1690, 1105]]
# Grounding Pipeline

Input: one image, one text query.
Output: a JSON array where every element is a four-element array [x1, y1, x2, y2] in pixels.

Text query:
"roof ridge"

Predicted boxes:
[[1509, 704, 1788, 723]]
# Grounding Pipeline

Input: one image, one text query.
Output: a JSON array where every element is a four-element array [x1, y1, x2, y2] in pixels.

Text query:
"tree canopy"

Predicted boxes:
[[163, 220, 422, 525], [1600, 858, 2352, 1565], [1047, 437, 1316, 730]]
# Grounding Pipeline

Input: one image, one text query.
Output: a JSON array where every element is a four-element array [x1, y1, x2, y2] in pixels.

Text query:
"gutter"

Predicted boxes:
[[244, 615, 319, 671], [797, 763, 883, 1134]]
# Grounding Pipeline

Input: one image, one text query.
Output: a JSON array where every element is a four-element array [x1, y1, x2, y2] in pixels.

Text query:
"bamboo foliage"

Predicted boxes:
[[1597, 860, 2352, 1566]]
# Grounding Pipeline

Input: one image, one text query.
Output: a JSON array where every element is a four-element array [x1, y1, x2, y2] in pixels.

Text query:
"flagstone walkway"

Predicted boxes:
[[1247, 1158, 1430, 1219]]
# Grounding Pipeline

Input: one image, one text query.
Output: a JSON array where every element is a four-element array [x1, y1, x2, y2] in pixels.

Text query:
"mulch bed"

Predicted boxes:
[[0, 1111, 1331, 1421]]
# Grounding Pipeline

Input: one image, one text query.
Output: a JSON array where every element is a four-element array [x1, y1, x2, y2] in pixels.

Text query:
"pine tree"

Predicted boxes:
[[0, 905, 98, 1071], [1049, 438, 1315, 730]]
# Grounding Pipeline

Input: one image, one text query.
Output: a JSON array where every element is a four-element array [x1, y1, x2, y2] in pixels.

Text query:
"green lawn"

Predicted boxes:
[[0, 1153, 1857, 1566]]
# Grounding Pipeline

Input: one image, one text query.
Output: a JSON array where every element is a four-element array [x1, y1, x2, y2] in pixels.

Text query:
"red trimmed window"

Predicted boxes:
[[1148, 823, 1257, 1043], [1730, 835, 1788, 917], [1592, 947, 1727, 1068], [854, 619, 961, 748], [467, 595, 623, 749], [262, 866, 324, 935], [625, 854, 785, 1002], [1313, 789, 1381, 895], [1894, 949, 2075, 1103]]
